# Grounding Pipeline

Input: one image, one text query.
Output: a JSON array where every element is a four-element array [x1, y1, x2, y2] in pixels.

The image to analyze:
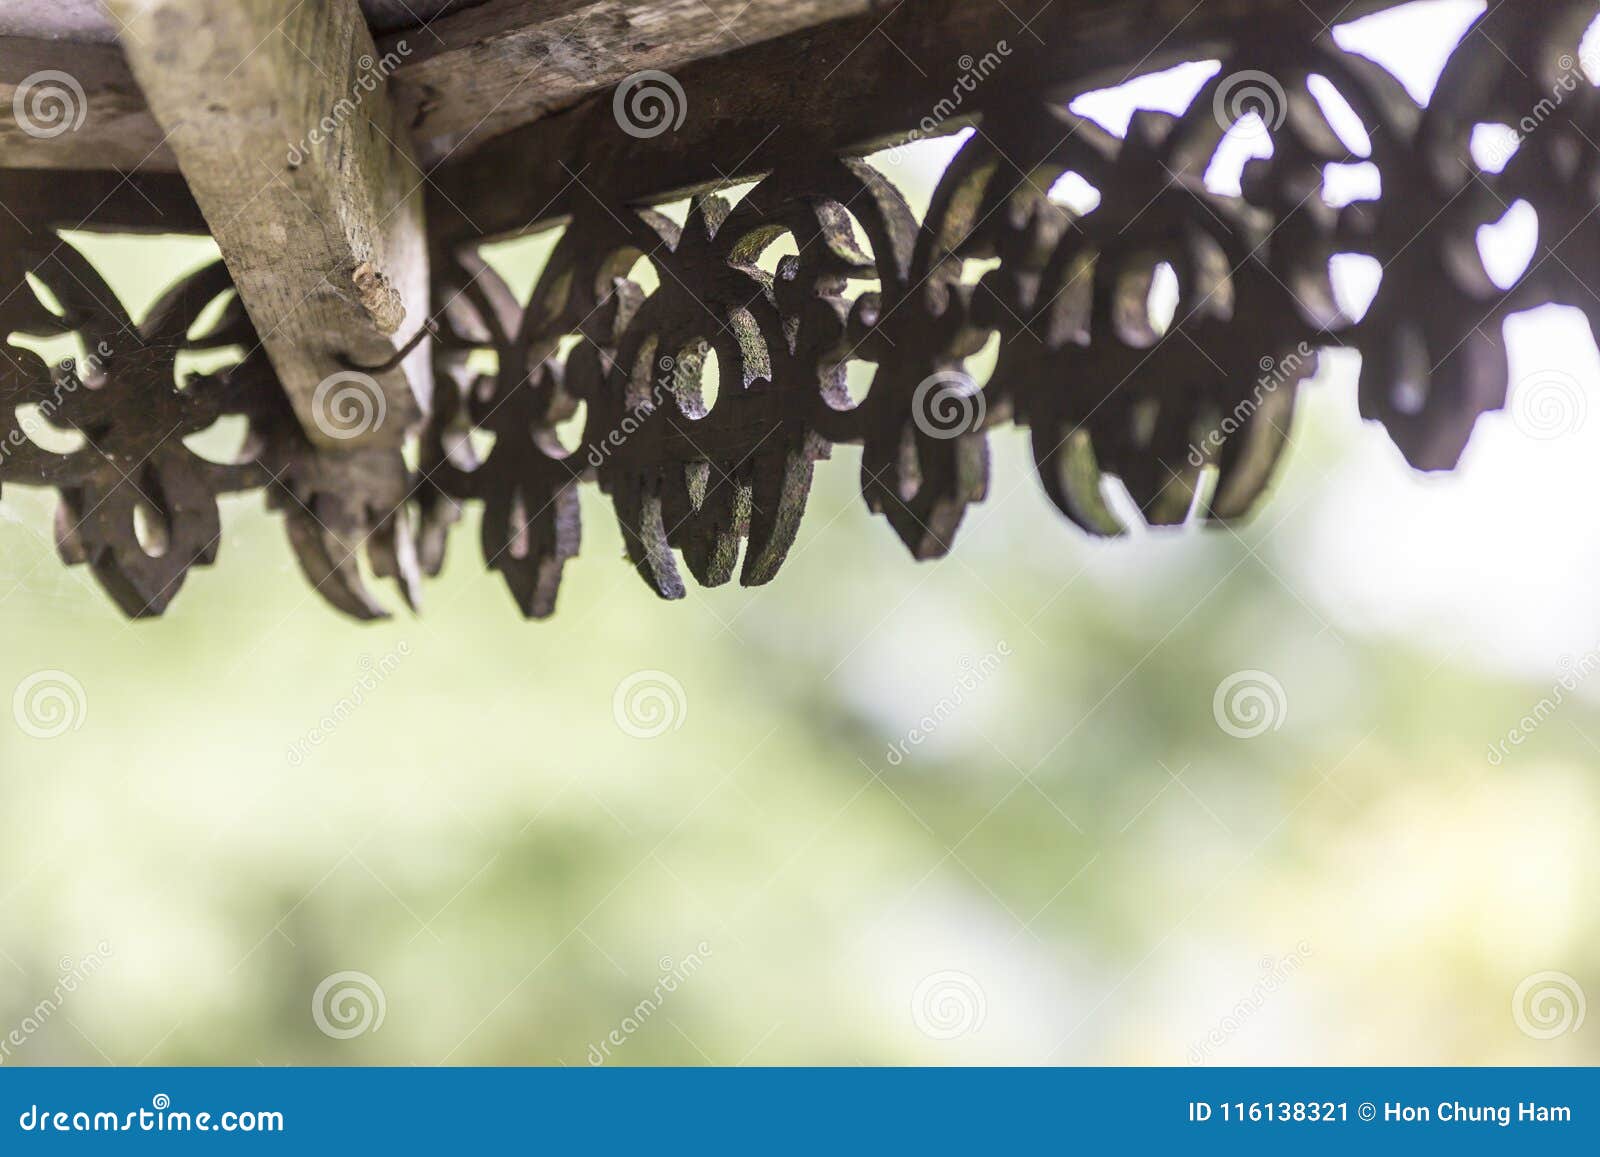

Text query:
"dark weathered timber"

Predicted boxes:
[[0, 36, 172, 170], [0, 0, 873, 171], [384, 0, 876, 164], [427, 0, 1402, 243], [0, 169, 202, 232], [409, 0, 1593, 618], [0, 0, 1593, 623], [0, 0, 480, 42]]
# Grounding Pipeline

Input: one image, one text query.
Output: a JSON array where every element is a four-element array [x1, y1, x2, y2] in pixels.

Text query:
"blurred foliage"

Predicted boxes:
[[1, 141, 1598, 1067]]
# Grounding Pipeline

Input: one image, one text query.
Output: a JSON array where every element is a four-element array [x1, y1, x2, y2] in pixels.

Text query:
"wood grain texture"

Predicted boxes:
[[106, 0, 429, 448], [0, 0, 874, 170], [0, 36, 173, 170], [0, 1, 122, 44], [0, 0, 1582, 621], [426, 0, 1402, 243], [0, 0, 483, 41], [382, 0, 875, 164]]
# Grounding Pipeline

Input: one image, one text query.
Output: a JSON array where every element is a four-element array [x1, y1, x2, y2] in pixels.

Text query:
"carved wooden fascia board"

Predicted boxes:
[[0, 0, 1594, 622]]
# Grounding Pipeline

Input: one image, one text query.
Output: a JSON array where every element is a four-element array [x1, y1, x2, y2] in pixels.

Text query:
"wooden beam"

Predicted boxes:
[[105, 0, 429, 448], [0, 0, 874, 171], [383, 0, 875, 165], [0, 168, 202, 232], [0, 36, 173, 170], [0, 1, 121, 44], [428, 0, 1400, 244], [0, 0, 482, 42]]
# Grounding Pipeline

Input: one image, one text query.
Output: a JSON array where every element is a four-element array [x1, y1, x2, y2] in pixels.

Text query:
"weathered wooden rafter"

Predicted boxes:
[[0, 0, 875, 170], [0, 0, 1596, 620], [0, 0, 476, 42]]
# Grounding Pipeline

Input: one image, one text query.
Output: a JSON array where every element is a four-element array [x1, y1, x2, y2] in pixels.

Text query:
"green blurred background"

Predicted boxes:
[[4, 10, 1600, 1063]]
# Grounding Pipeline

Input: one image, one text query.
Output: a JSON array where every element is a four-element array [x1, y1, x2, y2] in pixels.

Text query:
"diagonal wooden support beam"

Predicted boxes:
[[105, 0, 428, 448]]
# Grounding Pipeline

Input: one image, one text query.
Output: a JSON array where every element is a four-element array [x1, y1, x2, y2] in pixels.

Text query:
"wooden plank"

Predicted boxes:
[[0, 169, 202, 232], [0, 36, 173, 170], [0, 0, 481, 41], [0, 2, 120, 44], [382, 0, 876, 165], [0, 0, 874, 171], [363, 1, 492, 34], [105, 0, 430, 448], [428, 0, 1401, 244]]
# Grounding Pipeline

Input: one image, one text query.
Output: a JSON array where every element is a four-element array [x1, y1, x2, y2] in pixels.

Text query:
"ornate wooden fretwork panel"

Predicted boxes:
[[1, 0, 1596, 619]]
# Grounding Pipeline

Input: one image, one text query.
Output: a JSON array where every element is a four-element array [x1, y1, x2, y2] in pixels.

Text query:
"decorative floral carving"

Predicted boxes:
[[0, 241, 418, 619], [4, 0, 1598, 619]]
